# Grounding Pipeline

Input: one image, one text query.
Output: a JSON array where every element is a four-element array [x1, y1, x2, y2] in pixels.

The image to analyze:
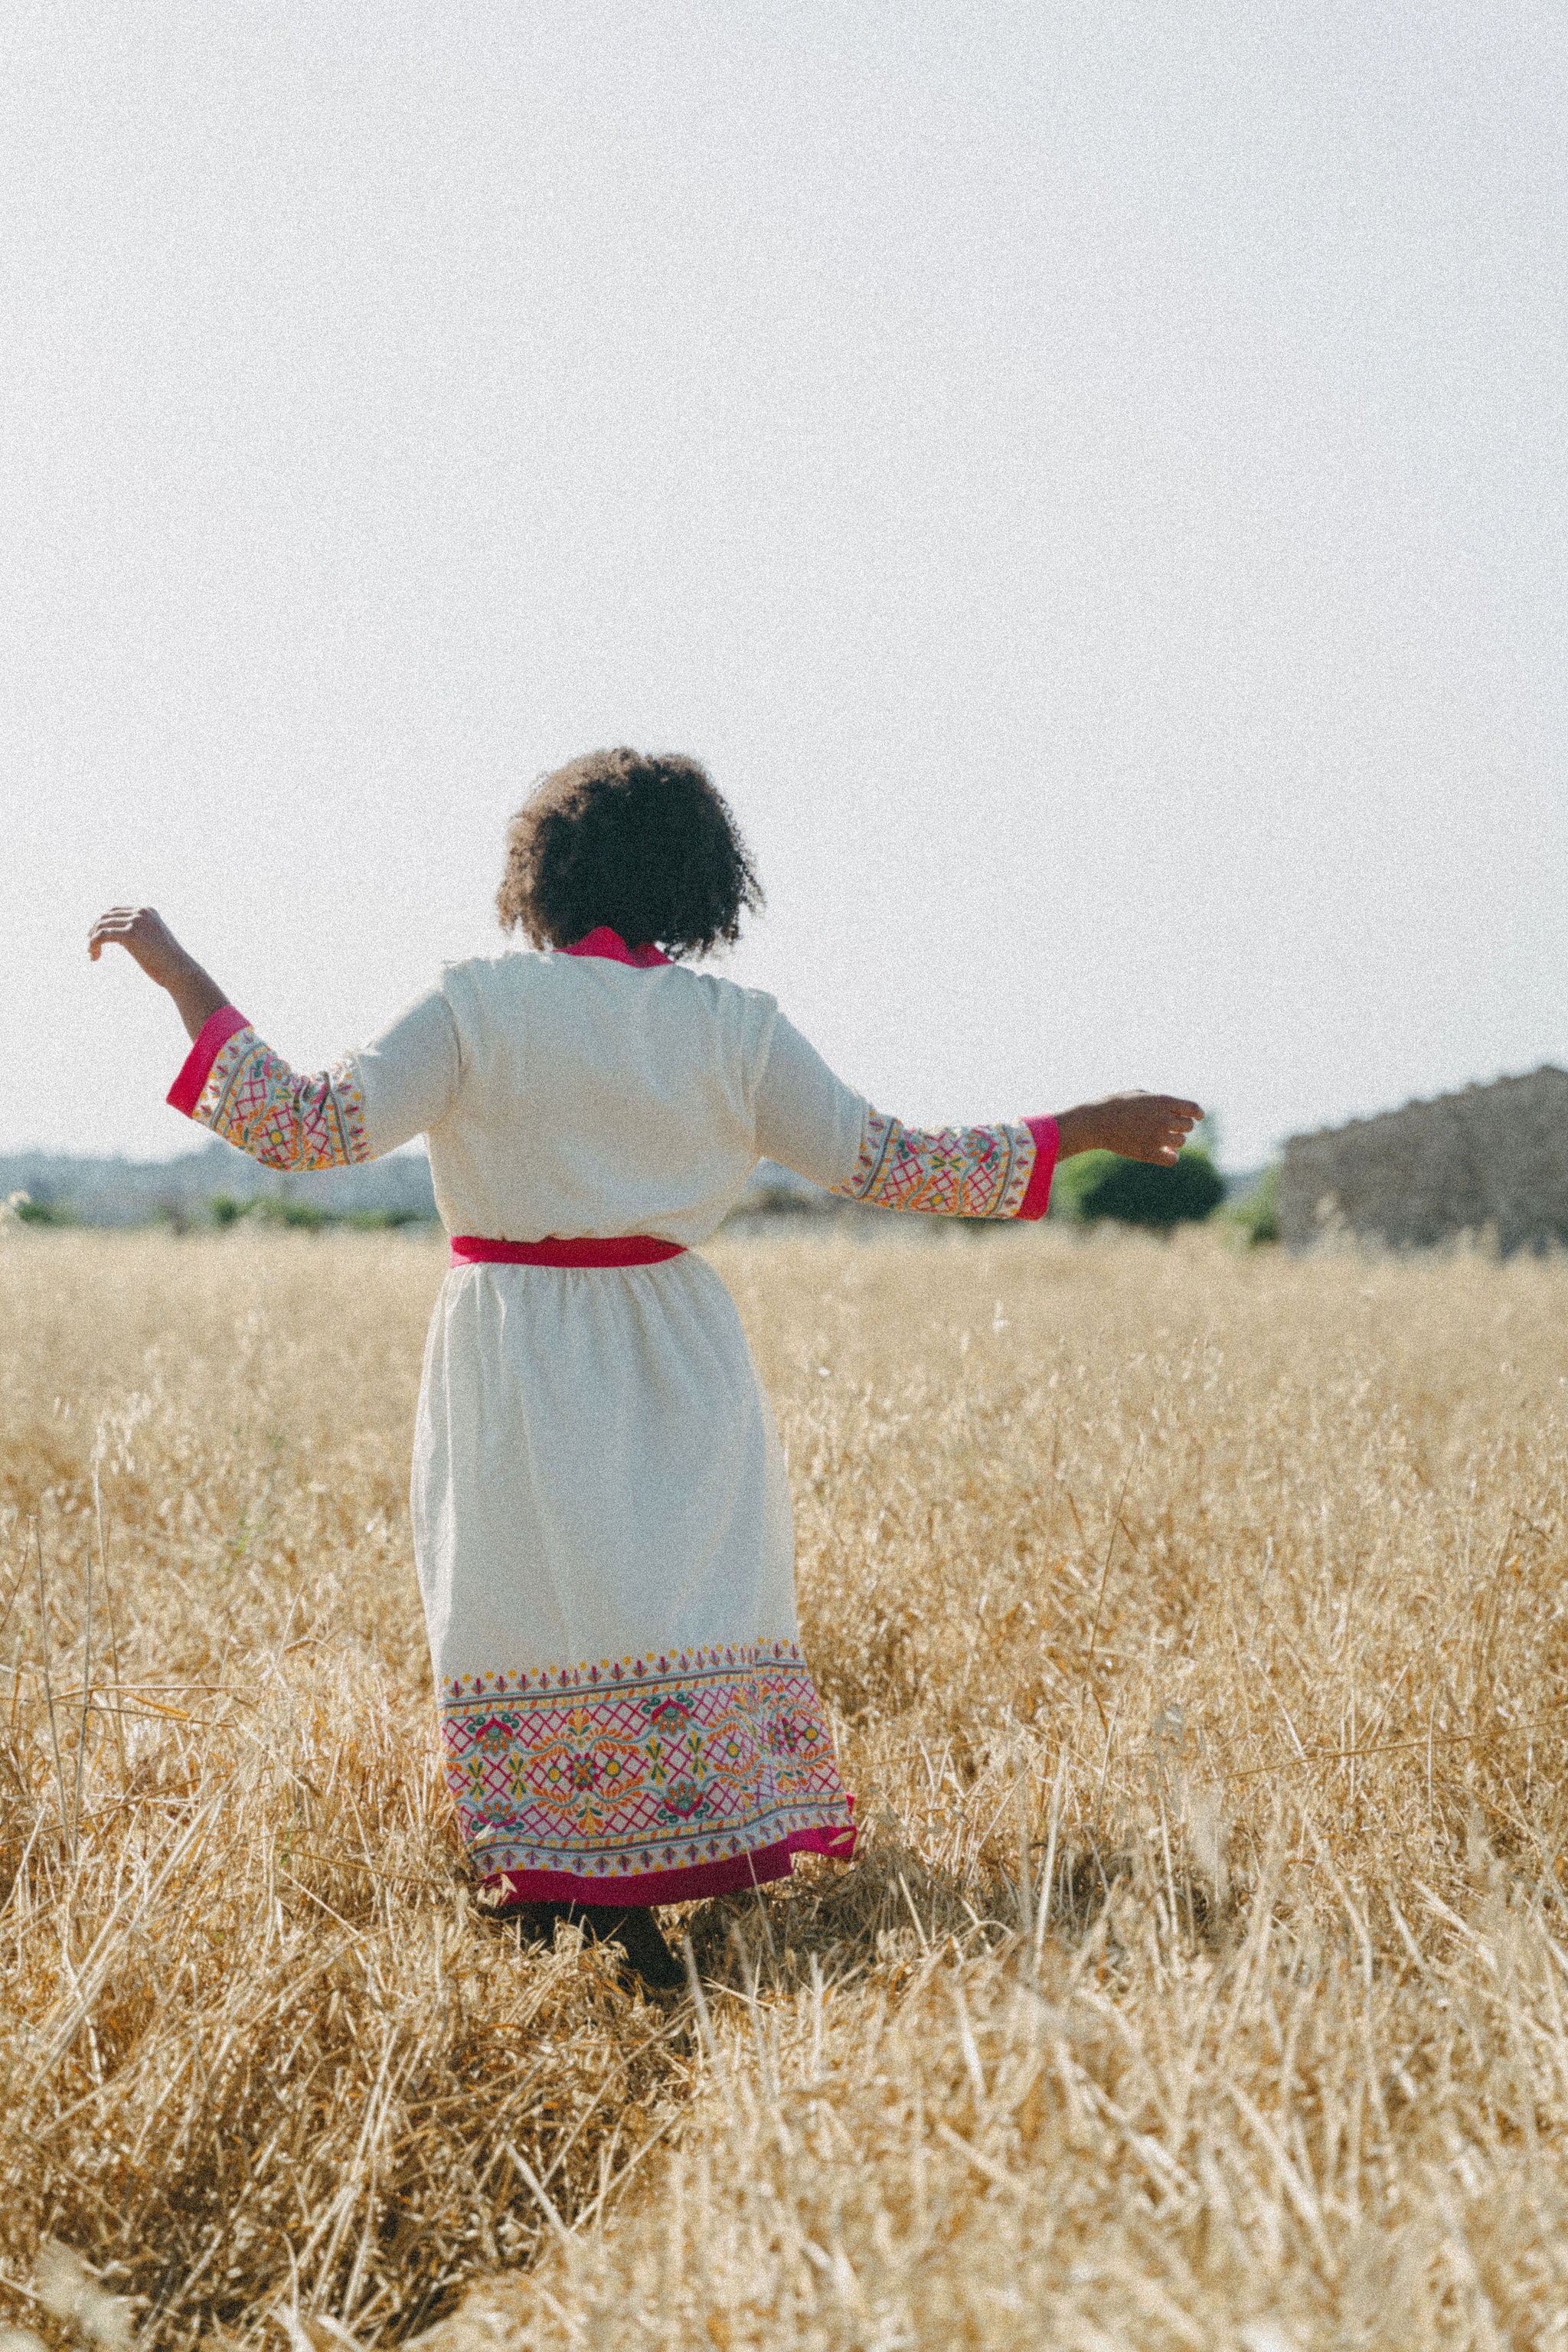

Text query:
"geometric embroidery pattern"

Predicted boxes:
[[832, 1109, 1036, 1219], [438, 1642, 854, 1881], [193, 1025, 370, 1171]]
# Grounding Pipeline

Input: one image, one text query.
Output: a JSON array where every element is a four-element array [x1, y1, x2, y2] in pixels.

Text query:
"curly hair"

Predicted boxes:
[[496, 749, 763, 959]]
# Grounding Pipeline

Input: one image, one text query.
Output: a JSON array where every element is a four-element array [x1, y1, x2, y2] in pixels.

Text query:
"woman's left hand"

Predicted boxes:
[[1054, 1092, 1205, 1166]]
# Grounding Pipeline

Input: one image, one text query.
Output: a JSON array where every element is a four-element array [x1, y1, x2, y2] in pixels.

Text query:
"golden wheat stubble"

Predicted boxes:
[[1, 1226, 1566, 2347]]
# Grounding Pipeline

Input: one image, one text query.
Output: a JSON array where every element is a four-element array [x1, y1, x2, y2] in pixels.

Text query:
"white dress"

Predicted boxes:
[[170, 928, 1056, 1901]]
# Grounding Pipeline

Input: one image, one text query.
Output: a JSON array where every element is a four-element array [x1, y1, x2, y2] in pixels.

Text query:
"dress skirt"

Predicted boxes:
[[410, 1255, 857, 1902]]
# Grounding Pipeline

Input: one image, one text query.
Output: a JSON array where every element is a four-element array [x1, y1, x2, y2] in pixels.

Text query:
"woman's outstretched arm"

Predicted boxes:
[[753, 1011, 1201, 1220], [90, 904, 459, 1171]]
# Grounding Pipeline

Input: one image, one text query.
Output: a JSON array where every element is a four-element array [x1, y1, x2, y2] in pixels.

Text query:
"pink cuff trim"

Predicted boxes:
[[1019, 1115, 1060, 1220], [167, 1004, 250, 1117], [479, 1821, 857, 1909]]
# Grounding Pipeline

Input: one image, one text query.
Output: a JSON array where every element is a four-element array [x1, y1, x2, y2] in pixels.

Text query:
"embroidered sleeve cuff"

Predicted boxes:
[[167, 1004, 250, 1118], [1018, 1115, 1060, 1220]]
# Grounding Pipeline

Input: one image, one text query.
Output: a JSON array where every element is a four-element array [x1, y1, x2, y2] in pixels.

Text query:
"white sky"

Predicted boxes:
[[3, 0, 1563, 1168]]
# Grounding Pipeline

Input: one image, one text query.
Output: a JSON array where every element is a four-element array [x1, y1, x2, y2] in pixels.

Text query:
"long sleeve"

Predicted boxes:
[[754, 1012, 1059, 1220], [167, 986, 461, 1170]]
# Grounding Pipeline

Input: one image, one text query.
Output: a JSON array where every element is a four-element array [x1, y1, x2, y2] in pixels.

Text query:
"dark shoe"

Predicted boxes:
[[575, 1904, 688, 1992], [495, 1898, 565, 1952], [488, 1895, 687, 1992]]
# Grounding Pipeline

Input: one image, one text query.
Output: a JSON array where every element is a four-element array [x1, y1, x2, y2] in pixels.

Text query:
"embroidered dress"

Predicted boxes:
[[168, 931, 1058, 1903]]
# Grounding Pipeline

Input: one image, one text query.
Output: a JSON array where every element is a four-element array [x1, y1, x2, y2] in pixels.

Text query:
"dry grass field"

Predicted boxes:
[[3, 1223, 1568, 2350]]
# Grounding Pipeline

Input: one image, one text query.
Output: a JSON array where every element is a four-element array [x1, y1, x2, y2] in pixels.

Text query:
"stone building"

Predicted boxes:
[[1279, 1066, 1568, 1253]]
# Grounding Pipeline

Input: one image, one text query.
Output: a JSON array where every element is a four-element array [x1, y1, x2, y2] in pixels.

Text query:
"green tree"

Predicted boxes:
[[1054, 1145, 1223, 1231], [12, 1194, 77, 1227]]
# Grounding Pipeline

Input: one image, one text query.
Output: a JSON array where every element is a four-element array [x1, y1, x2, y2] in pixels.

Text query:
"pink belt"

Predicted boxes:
[[449, 1234, 687, 1269]]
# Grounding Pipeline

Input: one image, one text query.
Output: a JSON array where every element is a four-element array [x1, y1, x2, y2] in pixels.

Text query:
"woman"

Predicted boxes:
[[91, 747, 1200, 1989]]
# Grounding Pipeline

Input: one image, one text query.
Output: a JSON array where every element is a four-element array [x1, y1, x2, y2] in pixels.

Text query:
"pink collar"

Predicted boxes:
[[560, 926, 670, 968]]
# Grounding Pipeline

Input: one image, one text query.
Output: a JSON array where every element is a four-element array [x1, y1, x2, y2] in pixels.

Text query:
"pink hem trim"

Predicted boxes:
[[1019, 1116, 1060, 1220], [167, 1004, 249, 1117], [451, 1234, 687, 1269], [561, 927, 671, 969], [480, 1822, 857, 1908]]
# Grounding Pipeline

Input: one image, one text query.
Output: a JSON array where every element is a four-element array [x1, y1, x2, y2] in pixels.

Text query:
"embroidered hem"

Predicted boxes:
[[481, 1818, 856, 1908], [167, 1003, 250, 1117], [440, 1639, 854, 1883]]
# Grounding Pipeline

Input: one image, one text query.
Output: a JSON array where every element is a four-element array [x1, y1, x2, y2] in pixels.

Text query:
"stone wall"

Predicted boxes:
[[1279, 1066, 1568, 1253]]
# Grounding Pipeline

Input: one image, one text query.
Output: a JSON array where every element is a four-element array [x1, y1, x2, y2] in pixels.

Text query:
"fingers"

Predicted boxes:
[[88, 914, 132, 962], [1158, 1099, 1203, 1152], [90, 906, 149, 941], [1144, 1098, 1203, 1167], [88, 906, 161, 946]]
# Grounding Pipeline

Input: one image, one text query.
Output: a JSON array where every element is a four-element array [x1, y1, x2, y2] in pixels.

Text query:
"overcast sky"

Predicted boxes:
[[3, 0, 1563, 1169]]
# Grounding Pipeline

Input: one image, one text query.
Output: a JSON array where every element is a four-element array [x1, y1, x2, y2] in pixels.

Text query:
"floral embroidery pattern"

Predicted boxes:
[[832, 1109, 1037, 1219], [192, 1026, 369, 1170], [439, 1642, 854, 1880]]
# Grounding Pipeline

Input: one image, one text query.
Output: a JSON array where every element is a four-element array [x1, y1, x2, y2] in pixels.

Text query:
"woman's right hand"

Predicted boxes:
[[89, 904, 196, 988], [89, 907, 230, 1040], [1054, 1093, 1204, 1167]]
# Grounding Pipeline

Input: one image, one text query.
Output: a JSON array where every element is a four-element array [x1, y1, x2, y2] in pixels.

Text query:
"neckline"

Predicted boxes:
[[560, 926, 671, 968]]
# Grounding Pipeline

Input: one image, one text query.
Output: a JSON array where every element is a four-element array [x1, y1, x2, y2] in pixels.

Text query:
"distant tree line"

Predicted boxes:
[[7, 1146, 1287, 1243], [2, 1188, 431, 1234]]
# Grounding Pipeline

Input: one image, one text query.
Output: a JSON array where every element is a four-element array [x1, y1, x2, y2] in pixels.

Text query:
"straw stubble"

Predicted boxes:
[[1, 1225, 1565, 2348]]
